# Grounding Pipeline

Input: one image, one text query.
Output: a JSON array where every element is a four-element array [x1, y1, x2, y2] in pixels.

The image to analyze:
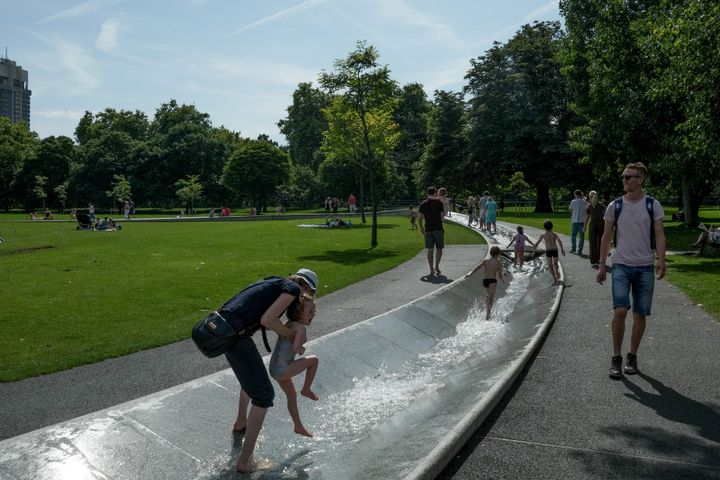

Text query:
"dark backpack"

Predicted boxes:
[[613, 196, 656, 250]]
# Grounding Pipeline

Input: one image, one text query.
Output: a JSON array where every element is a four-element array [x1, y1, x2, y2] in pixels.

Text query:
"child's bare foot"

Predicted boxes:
[[300, 389, 319, 401], [233, 420, 247, 433], [294, 425, 313, 437]]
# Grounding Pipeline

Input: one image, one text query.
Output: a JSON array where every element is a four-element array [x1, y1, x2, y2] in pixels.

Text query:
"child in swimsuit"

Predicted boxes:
[[531, 220, 566, 283], [269, 293, 319, 437], [466, 245, 505, 320], [508, 225, 529, 267]]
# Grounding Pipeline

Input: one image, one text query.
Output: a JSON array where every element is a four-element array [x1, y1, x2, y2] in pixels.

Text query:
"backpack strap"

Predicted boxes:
[[646, 196, 656, 250], [261, 326, 271, 353], [612, 197, 623, 247]]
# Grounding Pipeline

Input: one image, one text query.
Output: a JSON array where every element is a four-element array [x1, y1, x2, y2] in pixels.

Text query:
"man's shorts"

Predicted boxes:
[[225, 336, 275, 408], [545, 249, 558, 258], [483, 278, 497, 288], [611, 264, 655, 316], [424, 230, 445, 249]]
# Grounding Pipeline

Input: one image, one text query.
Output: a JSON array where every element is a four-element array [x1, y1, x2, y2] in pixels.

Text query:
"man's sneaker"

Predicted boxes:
[[623, 353, 639, 375], [609, 355, 623, 379]]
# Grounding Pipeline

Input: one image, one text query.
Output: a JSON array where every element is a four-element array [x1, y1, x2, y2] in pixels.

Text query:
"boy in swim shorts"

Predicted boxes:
[[269, 294, 319, 437], [532, 220, 566, 282], [466, 245, 505, 320]]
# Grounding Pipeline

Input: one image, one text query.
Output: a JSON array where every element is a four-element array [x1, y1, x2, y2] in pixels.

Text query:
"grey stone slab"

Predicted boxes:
[[439, 436, 720, 480]]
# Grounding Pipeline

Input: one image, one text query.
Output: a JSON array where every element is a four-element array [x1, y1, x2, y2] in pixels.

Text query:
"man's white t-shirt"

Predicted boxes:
[[569, 197, 587, 223], [604, 195, 664, 266]]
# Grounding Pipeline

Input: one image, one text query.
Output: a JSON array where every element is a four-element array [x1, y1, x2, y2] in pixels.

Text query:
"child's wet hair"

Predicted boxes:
[[287, 293, 315, 322], [517, 225, 524, 233], [544, 220, 553, 230], [489, 245, 501, 257]]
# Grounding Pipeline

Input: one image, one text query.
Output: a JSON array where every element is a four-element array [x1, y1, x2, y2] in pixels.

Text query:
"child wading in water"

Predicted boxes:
[[532, 220, 566, 283], [269, 293, 320, 437], [507, 225, 530, 268], [467, 245, 505, 319]]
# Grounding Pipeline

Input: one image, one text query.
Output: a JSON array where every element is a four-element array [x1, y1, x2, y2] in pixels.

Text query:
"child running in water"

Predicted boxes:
[[466, 245, 505, 319], [532, 220, 566, 283], [508, 225, 530, 267], [269, 293, 320, 437]]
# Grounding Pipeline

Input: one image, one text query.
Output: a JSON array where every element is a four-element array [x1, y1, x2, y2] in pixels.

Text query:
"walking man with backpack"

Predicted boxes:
[[596, 162, 666, 379]]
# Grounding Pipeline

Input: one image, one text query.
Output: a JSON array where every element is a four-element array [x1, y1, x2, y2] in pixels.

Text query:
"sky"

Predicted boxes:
[[1, 0, 562, 144]]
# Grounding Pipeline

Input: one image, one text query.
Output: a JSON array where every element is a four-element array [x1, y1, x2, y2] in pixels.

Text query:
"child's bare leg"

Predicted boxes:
[[485, 284, 497, 319], [275, 357, 319, 401], [233, 389, 251, 432], [299, 356, 319, 400], [277, 379, 312, 437]]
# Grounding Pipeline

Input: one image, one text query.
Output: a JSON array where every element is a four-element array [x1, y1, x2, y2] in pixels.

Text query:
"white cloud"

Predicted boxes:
[[52, 38, 101, 93], [96, 18, 122, 52], [36, 0, 125, 24], [521, 0, 560, 24], [199, 55, 318, 87], [372, 0, 464, 50], [33, 109, 86, 119], [227, 0, 329, 36]]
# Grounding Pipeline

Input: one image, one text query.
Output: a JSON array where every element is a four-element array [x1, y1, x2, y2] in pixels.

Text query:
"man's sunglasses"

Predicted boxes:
[[620, 174, 641, 181]]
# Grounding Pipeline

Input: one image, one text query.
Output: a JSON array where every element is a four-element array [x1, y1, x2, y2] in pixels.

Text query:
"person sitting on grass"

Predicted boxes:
[[269, 293, 320, 437], [692, 223, 720, 255]]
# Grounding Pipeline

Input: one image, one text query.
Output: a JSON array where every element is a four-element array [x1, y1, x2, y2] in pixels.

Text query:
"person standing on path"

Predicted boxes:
[[348, 193, 356, 214], [418, 187, 445, 276], [584, 191, 606, 268], [596, 162, 666, 379], [569, 190, 587, 255]]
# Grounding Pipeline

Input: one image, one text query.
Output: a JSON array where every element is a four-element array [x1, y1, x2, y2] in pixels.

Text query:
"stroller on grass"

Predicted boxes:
[[76, 213, 93, 230]]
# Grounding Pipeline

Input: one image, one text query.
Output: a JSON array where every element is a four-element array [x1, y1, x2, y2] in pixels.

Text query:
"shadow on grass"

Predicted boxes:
[[666, 256, 720, 273], [299, 248, 401, 265]]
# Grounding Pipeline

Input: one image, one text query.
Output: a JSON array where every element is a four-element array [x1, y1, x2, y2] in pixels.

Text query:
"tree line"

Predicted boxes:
[[1, 1, 718, 226]]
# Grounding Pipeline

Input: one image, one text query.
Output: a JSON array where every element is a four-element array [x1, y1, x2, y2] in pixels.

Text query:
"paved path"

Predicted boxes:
[[0, 243, 486, 441], [439, 222, 720, 480]]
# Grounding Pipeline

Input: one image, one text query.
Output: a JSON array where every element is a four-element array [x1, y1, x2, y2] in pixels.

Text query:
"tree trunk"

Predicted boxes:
[[359, 173, 366, 224], [681, 174, 701, 226], [533, 183, 553, 213], [370, 173, 377, 247]]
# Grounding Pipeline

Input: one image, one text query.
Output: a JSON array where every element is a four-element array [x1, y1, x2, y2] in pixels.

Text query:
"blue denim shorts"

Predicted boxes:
[[611, 264, 655, 316], [225, 336, 275, 408]]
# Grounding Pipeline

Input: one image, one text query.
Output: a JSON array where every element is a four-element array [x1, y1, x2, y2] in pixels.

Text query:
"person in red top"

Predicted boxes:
[[418, 186, 445, 276], [348, 193, 357, 213]]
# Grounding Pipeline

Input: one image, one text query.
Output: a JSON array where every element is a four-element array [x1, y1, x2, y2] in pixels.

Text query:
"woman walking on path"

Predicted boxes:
[[585, 191, 606, 268]]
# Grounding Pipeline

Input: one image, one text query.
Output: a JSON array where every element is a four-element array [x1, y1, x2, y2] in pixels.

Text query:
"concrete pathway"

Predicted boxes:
[[439, 221, 720, 480]]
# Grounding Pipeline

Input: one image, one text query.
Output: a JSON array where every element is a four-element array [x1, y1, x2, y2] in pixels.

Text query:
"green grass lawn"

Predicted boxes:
[[495, 206, 720, 321], [0, 216, 482, 382]]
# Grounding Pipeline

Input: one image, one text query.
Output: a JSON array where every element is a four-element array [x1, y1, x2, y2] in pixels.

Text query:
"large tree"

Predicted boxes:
[[221, 139, 290, 212], [142, 100, 225, 206], [559, 0, 719, 220], [465, 22, 579, 212], [278, 82, 331, 172], [0, 118, 38, 211], [414, 90, 467, 194], [319, 41, 399, 246], [393, 83, 431, 200], [12, 135, 74, 210]]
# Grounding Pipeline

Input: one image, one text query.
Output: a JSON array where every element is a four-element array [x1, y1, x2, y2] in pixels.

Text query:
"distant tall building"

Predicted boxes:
[[0, 55, 31, 125]]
